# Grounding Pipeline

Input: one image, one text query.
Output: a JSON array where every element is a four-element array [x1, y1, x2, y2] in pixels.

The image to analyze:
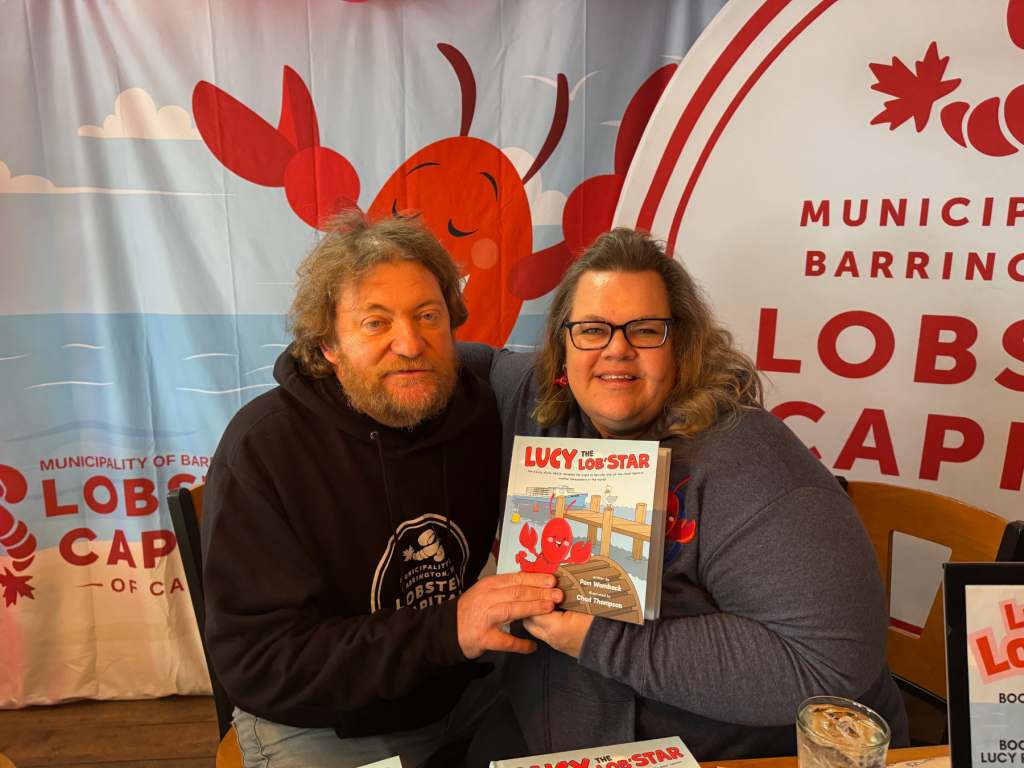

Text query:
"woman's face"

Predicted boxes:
[[564, 270, 677, 439]]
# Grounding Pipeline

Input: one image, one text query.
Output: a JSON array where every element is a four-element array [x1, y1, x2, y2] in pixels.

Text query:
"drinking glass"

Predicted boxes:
[[796, 695, 891, 768]]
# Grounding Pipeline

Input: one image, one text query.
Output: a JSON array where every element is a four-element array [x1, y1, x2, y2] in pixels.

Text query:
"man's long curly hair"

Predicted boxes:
[[288, 210, 468, 378], [533, 228, 763, 437]]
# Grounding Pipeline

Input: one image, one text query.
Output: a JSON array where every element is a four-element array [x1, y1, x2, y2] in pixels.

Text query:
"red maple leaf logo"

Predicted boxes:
[[0, 568, 35, 607], [869, 41, 961, 131]]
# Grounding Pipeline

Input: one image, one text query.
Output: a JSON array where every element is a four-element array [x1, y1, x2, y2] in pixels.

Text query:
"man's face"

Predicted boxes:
[[322, 259, 458, 428]]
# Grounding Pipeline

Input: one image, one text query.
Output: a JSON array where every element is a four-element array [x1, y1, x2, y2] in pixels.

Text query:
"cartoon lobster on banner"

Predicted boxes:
[[870, 0, 1024, 157], [516, 517, 592, 574], [0, 465, 36, 607], [192, 44, 675, 346]]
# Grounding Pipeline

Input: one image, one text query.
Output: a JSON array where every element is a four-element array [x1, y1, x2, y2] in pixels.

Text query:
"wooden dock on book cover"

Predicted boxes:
[[558, 556, 643, 624], [553, 494, 652, 559]]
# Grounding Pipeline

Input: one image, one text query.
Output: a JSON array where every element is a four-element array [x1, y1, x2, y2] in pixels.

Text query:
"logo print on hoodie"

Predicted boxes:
[[370, 513, 469, 612]]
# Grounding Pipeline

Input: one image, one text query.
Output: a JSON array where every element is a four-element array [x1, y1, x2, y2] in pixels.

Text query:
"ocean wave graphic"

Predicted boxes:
[[7, 420, 197, 442], [63, 343, 104, 350], [183, 352, 238, 360], [244, 365, 274, 376], [25, 380, 112, 390], [177, 384, 274, 395], [0, 354, 30, 361]]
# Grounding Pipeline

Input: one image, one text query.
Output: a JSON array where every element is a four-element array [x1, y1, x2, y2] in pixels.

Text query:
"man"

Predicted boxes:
[[201, 212, 561, 768]]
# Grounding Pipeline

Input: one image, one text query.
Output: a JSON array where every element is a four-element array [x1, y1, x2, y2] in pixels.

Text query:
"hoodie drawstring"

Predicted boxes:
[[370, 431, 400, 537], [372, 430, 464, 595]]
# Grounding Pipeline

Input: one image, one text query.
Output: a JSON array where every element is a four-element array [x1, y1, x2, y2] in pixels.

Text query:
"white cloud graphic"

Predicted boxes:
[[502, 146, 567, 227], [0, 160, 225, 196], [78, 88, 200, 140]]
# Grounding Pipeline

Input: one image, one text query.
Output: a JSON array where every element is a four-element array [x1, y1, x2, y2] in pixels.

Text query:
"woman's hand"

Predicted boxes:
[[523, 610, 594, 658]]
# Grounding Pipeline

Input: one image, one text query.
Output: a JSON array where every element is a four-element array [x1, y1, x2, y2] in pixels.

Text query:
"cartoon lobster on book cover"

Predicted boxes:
[[191, 43, 675, 346]]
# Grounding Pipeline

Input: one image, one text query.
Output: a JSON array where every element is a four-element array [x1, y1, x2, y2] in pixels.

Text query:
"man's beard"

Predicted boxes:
[[334, 352, 459, 429]]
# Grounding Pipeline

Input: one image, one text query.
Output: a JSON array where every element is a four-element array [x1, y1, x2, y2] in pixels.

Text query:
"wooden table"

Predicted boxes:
[[702, 744, 949, 768]]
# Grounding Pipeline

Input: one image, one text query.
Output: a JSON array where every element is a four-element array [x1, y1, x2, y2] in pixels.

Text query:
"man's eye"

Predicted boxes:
[[363, 318, 389, 332], [420, 310, 441, 324], [579, 326, 608, 335]]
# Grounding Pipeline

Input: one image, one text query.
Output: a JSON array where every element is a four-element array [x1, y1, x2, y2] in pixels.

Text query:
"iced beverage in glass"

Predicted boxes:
[[796, 696, 890, 768]]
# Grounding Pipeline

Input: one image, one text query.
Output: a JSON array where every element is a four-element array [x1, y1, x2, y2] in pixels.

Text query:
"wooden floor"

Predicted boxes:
[[0, 695, 220, 768]]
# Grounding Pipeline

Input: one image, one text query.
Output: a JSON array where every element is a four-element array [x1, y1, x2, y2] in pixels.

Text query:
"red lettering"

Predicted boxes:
[[920, 414, 985, 480], [756, 308, 801, 373], [124, 478, 158, 516], [167, 473, 197, 492], [1010, 252, 1024, 281], [870, 251, 893, 278], [843, 199, 867, 226], [996, 320, 1024, 392], [1008, 196, 1024, 226], [965, 251, 995, 280], [805, 250, 826, 276], [1004, 601, 1024, 631], [818, 311, 895, 378], [43, 478, 78, 516], [801, 200, 829, 226], [941, 196, 969, 226], [84, 475, 117, 514], [60, 527, 97, 566], [834, 408, 899, 475], [1001, 422, 1024, 492], [107, 529, 137, 567], [1009, 636, 1024, 667], [914, 315, 978, 384], [141, 529, 177, 568], [974, 632, 1011, 676], [835, 250, 859, 277], [880, 198, 906, 226], [906, 251, 929, 278]]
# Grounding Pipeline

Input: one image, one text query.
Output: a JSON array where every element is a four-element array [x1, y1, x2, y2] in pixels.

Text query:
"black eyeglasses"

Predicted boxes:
[[563, 318, 674, 350]]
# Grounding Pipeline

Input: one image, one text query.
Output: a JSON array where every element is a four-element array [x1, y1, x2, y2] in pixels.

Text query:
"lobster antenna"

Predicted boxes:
[[437, 43, 476, 137], [523, 73, 569, 183]]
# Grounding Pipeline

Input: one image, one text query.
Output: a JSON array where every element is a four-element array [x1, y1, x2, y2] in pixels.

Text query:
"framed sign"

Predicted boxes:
[[945, 562, 1024, 767]]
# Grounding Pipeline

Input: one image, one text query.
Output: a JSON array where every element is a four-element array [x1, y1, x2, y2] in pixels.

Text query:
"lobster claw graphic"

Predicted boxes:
[[193, 67, 360, 229], [568, 540, 592, 564], [509, 63, 678, 300], [519, 521, 539, 552], [0, 465, 36, 606]]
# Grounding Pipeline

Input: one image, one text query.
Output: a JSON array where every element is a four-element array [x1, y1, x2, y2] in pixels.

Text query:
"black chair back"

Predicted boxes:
[[168, 485, 235, 739]]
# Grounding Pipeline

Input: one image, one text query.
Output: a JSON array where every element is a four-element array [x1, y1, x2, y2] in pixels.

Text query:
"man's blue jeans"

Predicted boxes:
[[232, 664, 503, 768]]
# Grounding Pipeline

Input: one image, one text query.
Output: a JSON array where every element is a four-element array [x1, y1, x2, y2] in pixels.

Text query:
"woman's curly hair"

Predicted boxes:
[[288, 210, 468, 378], [533, 228, 763, 437]]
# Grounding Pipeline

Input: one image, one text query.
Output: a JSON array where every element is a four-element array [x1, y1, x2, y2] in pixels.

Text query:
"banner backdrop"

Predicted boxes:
[[616, 0, 1024, 634], [0, 1, 724, 705]]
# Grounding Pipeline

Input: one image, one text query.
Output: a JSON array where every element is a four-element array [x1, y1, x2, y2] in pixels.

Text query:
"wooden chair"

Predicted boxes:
[[842, 479, 1024, 741], [167, 484, 243, 768]]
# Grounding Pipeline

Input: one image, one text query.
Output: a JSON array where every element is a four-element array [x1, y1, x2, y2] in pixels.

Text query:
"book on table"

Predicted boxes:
[[489, 735, 697, 768], [495, 435, 670, 625]]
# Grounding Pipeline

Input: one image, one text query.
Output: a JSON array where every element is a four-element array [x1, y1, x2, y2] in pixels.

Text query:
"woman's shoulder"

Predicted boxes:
[[686, 406, 843, 499]]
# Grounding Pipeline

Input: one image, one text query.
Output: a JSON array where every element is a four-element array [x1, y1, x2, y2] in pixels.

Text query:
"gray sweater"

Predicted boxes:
[[460, 344, 908, 760]]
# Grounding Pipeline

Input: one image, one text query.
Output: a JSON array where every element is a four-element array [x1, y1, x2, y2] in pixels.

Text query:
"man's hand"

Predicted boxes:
[[457, 572, 563, 659], [523, 610, 594, 658]]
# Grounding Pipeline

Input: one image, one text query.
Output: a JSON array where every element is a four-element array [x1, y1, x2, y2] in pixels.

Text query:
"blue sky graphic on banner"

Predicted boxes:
[[0, 1, 724, 705]]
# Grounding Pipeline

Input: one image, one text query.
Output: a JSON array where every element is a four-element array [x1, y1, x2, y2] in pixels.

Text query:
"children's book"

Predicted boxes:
[[489, 736, 697, 768], [496, 435, 670, 624]]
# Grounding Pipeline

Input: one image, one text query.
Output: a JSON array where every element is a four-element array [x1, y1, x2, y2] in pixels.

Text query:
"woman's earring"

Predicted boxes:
[[554, 367, 569, 388]]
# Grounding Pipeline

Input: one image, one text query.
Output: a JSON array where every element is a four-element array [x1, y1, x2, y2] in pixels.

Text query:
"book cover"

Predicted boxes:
[[496, 436, 669, 625], [489, 736, 697, 768]]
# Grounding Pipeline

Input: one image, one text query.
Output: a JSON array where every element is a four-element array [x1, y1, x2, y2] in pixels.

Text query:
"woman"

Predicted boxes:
[[461, 228, 907, 761]]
